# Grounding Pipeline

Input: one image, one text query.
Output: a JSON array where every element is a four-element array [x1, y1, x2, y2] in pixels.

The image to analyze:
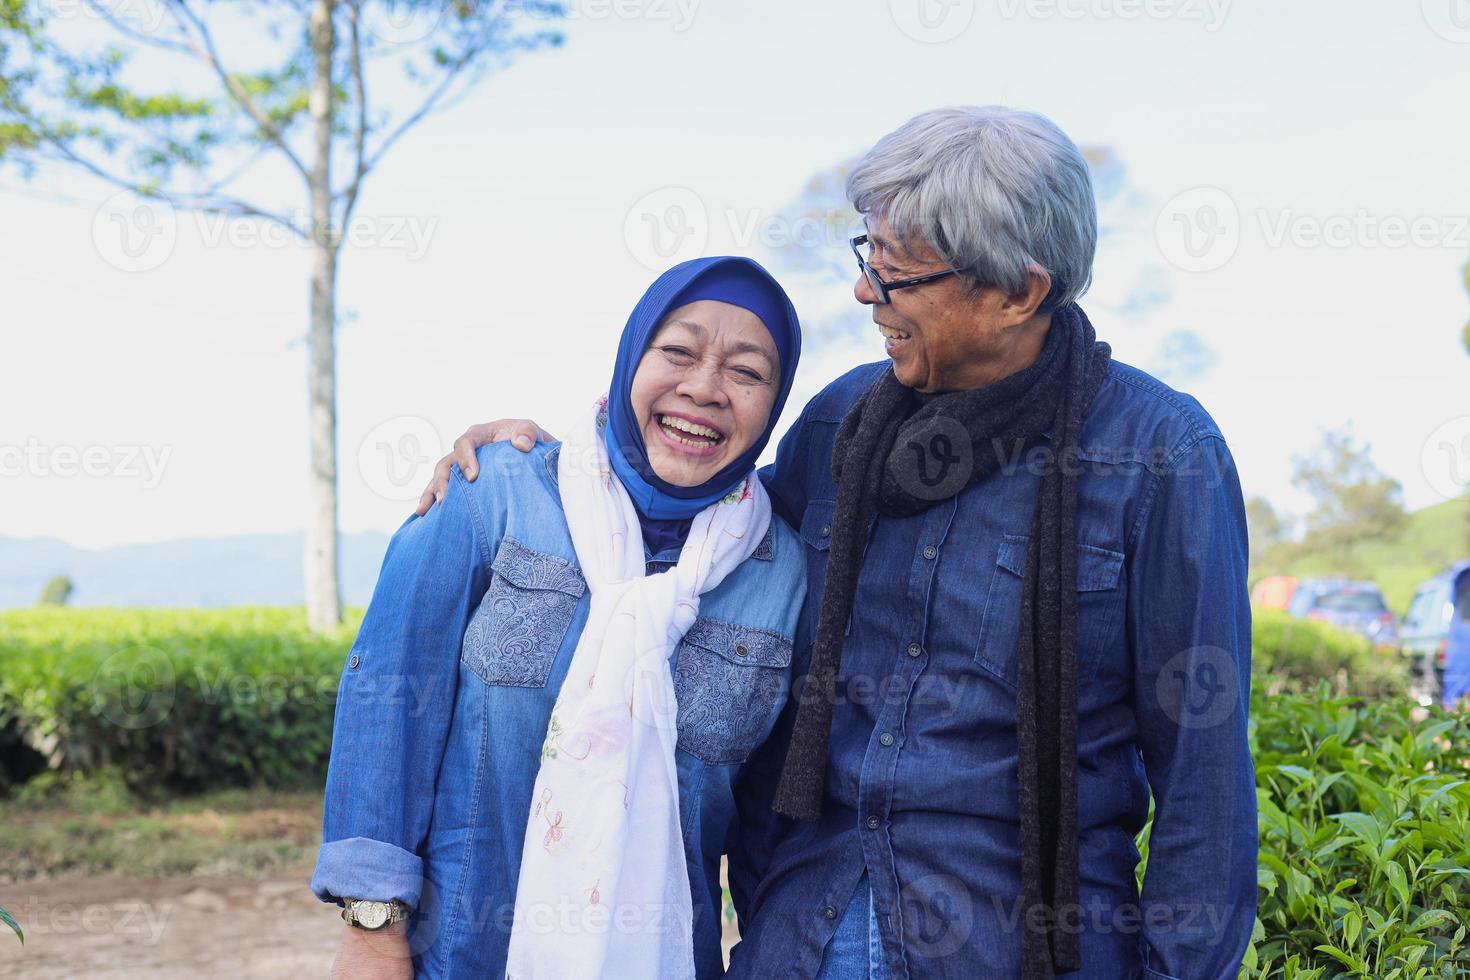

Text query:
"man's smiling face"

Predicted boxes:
[[856, 213, 1053, 393]]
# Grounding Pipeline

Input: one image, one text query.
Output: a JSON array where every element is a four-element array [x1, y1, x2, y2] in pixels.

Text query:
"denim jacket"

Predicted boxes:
[[311, 441, 807, 979], [727, 359, 1257, 980]]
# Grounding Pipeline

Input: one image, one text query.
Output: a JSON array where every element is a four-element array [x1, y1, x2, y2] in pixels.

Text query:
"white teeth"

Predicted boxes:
[[878, 324, 911, 340], [660, 415, 721, 440]]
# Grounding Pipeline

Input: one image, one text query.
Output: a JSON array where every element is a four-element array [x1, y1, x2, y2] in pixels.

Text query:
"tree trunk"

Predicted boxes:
[[305, 0, 341, 632]]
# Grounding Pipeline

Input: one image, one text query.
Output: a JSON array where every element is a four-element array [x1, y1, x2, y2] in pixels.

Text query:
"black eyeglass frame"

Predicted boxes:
[[849, 234, 963, 303]]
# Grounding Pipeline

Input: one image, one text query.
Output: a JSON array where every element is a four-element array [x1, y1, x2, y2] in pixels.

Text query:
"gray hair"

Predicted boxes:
[[846, 106, 1096, 307]]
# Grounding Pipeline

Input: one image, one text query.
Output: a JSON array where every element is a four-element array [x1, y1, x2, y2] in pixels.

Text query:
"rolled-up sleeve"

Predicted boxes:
[[1127, 434, 1258, 980], [310, 466, 491, 910]]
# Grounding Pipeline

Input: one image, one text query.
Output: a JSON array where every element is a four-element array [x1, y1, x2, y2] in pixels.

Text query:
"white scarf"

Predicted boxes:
[[505, 401, 772, 980]]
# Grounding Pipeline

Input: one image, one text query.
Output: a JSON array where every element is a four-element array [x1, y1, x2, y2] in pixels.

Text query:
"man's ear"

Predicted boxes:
[[999, 265, 1054, 323]]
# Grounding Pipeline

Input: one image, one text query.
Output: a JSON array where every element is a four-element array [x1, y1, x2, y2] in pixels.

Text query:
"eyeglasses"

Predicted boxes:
[[849, 234, 962, 304]]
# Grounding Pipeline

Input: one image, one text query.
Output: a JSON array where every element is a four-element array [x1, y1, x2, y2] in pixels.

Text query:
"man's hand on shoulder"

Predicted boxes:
[[414, 419, 556, 516]]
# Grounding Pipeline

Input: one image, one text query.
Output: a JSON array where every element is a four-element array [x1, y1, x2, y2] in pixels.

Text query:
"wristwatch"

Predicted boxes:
[[341, 898, 411, 930]]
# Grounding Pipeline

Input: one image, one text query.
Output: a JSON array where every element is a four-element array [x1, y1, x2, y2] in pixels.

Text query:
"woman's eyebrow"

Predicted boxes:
[[727, 340, 776, 370]]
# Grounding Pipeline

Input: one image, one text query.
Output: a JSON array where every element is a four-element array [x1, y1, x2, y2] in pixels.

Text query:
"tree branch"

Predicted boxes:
[[79, 0, 195, 55], [165, 0, 313, 184], [34, 125, 303, 237], [338, 0, 368, 227]]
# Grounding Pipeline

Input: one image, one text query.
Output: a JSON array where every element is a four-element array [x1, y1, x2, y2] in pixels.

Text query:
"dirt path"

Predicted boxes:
[[0, 863, 339, 979]]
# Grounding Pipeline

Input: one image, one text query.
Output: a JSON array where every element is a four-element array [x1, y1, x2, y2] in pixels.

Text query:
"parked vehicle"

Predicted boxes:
[[1401, 562, 1470, 708], [1251, 575, 1300, 611], [1286, 578, 1399, 649]]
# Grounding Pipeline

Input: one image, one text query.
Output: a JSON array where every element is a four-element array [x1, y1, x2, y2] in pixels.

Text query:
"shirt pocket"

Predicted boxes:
[[672, 618, 794, 765], [973, 532, 1125, 690], [460, 537, 586, 689]]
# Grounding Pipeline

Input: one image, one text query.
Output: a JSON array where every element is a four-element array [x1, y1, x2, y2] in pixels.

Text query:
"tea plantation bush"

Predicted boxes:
[[2, 606, 1465, 973], [0, 607, 360, 792]]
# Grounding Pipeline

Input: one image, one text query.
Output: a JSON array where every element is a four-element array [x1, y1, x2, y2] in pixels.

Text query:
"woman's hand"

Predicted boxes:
[[414, 419, 556, 516], [329, 921, 414, 980]]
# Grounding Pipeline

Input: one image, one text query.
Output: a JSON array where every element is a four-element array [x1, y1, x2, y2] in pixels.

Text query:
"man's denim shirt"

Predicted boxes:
[[310, 441, 806, 979], [727, 360, 1257, 980]]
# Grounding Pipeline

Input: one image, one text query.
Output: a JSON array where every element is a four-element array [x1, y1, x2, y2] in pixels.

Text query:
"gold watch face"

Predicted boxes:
[[356, 901, 390, 929]]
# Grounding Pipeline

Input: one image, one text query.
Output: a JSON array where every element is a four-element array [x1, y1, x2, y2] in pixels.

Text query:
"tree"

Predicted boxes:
[[1244, 494, 1289, 573], [37, 574, 74, 605], [0, 0, 564, 630], [1290, 427, 1407, 574]]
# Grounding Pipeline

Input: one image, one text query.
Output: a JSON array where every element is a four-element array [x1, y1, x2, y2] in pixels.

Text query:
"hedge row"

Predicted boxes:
[[0, 607, 360, 793]]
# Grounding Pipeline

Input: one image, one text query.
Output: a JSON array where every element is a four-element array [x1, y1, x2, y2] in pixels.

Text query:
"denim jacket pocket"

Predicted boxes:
[[461, 537, 586, 688], [973, 533, 1125, 689], [673, 618, 794, 765]]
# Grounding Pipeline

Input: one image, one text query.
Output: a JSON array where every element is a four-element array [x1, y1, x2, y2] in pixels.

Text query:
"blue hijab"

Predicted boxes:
[[604, 256, 801, 552]]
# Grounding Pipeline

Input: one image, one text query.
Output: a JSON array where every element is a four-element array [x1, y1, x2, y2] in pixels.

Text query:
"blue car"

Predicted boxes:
[[1286, 578, 1400, 649], [1402, 562, 1470, 709]]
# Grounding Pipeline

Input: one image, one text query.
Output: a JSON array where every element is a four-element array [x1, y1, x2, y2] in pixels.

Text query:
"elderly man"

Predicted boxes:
[[416, 106, 1256, 979]]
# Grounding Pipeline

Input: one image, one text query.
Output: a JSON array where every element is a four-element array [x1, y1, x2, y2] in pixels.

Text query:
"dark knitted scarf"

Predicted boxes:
[[772, 303, 1111, 978]]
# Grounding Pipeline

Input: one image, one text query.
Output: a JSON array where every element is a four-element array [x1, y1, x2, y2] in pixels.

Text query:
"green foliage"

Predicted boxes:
[[1245, 689, 1470, 978], [1252, 608, 1411, 699], [1288, 427, 1408, 577], [0, 607, 361, 792], [37, 574, 73, 606]]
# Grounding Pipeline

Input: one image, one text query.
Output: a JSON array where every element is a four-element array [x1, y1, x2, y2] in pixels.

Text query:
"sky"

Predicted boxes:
[[3, 0, 1469, 550]]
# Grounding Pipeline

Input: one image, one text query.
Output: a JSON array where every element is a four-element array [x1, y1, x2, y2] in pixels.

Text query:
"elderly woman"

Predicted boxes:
[[422, 105, 1256, 980], [311, 255, 806, 979]]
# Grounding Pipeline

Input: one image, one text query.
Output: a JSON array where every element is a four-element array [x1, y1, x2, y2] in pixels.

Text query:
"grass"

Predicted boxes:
[[0, 768, 322, 881]]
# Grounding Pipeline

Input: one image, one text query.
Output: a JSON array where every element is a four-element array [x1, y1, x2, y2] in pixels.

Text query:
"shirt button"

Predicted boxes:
[[822, 904, 838, 920], [348, 654, 360, 669], [734, 643, 749, 657], [923, 545, 937, 560], [879, 732, 894, 747], [820, 524, 832, 537], [907, 643, 921, 658], [866, 815, 881, 830]]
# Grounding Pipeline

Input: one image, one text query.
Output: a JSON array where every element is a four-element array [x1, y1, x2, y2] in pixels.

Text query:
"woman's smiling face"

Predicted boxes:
[[629, 300, 780, 488]]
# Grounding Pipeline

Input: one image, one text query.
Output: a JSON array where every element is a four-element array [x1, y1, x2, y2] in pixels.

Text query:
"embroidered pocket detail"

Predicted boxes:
[[672, 618, 793, 765], [461, 537, 586, 689]]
